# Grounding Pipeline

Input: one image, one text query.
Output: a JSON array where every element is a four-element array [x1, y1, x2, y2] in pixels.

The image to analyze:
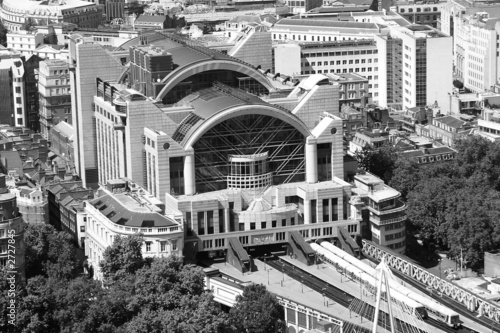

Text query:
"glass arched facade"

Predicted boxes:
[[161, 70, 269, 105], [193, 114, 306, 193]]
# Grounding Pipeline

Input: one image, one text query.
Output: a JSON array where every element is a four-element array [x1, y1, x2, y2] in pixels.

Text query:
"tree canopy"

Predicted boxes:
[[0, 20, 7, 47], [100, 233, 147, 283], [24, 224, 77, 280], [355, 144, 399, 183], [229, 283, 286, 333], [390, 136, 500, 270], [16, 232, 270, 332]]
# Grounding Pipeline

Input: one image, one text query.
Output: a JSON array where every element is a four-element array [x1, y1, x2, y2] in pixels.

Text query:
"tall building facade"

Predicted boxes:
[[37, 59, 72, 140], [377, 25, 453, 110], [0, 49, 26, 127], [352, 173, 407, 253], [24, 55, 42, 133], [69, 38, 125, 188], [453, 12, 500, 93], [394, 1, 444, 28]]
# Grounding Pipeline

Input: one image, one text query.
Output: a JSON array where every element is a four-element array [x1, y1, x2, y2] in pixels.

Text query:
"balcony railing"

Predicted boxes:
[[370, 214, 407, 226], [368, 199, 406, 216]]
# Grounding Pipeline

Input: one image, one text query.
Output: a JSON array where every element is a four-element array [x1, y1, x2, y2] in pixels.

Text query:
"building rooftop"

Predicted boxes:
[[427, 146, 456, 154], [51, 121, 73, 141], [354, 173, 383, 185], [90, 190, 179, 228], [2, 0, 98, 16], [135, 15, 167, 23], [326, 72, 368, 82], [275, 18, 383, 30], [434, 115, 467, 129]]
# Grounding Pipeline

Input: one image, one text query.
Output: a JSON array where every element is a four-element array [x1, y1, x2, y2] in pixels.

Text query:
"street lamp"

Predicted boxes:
[[267, 268, 272, 285], [301, 275, 304, 293]]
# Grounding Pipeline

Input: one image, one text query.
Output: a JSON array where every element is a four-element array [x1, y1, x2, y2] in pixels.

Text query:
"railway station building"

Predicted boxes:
[[79, 33, 406, 272]]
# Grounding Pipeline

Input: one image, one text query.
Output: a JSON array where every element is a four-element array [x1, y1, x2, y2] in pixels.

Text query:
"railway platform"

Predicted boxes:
[[212, 259, 390, 333]]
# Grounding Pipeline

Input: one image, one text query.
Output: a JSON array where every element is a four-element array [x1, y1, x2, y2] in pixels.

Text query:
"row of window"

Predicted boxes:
[[385, 231, 405, 241], [144, 240, 177, 252], [400, 7, 438, 13], [305, 59, 377, 66], [387, 240, 406, 250], [416, 153, 454, 164], [302, 49, 378, 58], [273, 34, 370, 43], [480, 126, 500, 136]]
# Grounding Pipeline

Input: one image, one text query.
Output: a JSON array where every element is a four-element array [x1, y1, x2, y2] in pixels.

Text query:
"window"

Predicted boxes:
[[15, 87, 20, 93], [171, 239, 177, 251], [145, 242, 152, 252], [17, 118, 23, 126], [16, 97, 21, 104], [80, 226, 85, 232], [261, 222, 266, 229], [250, 222, 256, 230], [160, 241, 167, 252], [16, 107, 22, 115]]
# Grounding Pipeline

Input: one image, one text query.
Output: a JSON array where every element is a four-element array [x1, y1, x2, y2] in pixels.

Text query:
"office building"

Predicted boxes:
[[24, 55, 42, 133], [427, 115, 473, 147], [280, 0, 323, 14], [376, 25, 453, 110], [6, 31, 45, 58], [393, 0, 444, 28], [0, 0, 102, 31], [85, 178, 184, 280], [50, 121, 75, 164], [352, 173, 406, 253], [0, 49, 27, 127], [37, 59, 72, 140], [69, 37, 126, 188]]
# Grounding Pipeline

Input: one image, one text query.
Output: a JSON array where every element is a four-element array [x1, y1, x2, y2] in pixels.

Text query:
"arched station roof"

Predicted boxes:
[[171, 85, 310, 149]]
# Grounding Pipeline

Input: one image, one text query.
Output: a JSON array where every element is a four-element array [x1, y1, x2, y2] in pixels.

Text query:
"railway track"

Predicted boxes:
[[267, 258, 466, 333], [363, 256, 495, 333]]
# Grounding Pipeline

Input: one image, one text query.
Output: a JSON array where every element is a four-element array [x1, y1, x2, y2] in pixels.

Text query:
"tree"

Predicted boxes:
[[444, 185, 500, 270], [355, 144, 399, 183], [406, 176, 461, 252], [389, 157, 421, 201], [229, 284, 286, 333], [100, 234, 146, 283], [24, 224, 77, 280], [0, 20, 7, 47], [0, 267, 23, 333], [128, 256, 229, 332], [21, 18, 36, 32]]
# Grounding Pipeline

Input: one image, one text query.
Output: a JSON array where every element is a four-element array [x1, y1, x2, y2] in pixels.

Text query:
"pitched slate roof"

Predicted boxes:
[[89, 193, 178, 228], [434, 116, 466, 129]]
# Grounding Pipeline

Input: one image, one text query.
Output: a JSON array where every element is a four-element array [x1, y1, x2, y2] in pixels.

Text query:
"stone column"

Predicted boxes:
[[184, 152, 196, 195], [305, 136, 317, 183]]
